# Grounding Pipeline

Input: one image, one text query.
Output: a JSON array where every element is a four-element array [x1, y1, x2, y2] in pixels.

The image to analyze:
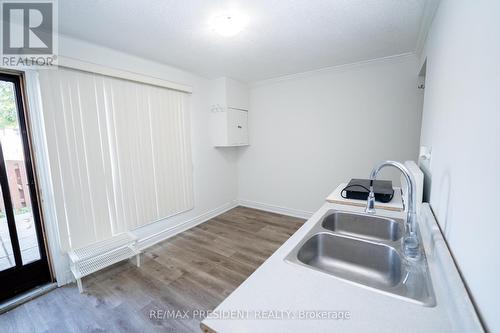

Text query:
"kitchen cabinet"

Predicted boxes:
[[210, 77, 249, 147], [211, 107, 248, 146]]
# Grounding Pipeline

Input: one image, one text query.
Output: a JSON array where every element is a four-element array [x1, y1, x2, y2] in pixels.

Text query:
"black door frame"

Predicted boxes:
[[0, 71, 52, 301]]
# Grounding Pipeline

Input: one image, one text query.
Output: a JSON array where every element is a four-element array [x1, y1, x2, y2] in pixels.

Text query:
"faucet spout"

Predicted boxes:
[[365, 180, 376, 214], [365, 160, 420, 260]]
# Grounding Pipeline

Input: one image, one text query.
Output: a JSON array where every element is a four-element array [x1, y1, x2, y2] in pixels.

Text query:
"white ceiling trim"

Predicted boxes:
[[250, 52, 416, 88], [415, 0, 442, 56], [58, 56, 193, 93]]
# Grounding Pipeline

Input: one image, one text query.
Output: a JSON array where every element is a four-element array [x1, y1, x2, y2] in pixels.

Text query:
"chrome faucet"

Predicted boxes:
[[365, 161, 420, 260]]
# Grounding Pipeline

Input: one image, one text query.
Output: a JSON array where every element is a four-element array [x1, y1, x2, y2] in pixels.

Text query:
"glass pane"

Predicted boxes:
[[0, 81, 17, 271], [0, 80, 41, 265], [0, 184, 15, 271]]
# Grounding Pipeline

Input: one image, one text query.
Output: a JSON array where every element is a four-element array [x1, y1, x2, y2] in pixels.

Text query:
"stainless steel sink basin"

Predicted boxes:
[[297, 233, 402, 288], [285, 210, 435, 306], [322, 211, 402, 242]]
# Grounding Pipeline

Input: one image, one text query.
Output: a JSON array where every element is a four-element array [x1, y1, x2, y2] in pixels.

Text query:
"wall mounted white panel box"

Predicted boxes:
[[211, 107, 249, 146], [210, 77, 249, 147]]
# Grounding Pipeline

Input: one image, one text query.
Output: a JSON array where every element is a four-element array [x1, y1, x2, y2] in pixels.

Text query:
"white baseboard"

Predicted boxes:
[[57, 199, 309, 287], [136, 199, 311, 252], [237, 199, 313, 220], [137, 200, 313, 251], [136, 200, 239, 250], [58, 200, 239, 286], [135, 199, 312, 251]]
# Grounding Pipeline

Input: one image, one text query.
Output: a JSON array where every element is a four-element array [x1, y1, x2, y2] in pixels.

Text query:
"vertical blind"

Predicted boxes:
[[38, 68, 193, 251]]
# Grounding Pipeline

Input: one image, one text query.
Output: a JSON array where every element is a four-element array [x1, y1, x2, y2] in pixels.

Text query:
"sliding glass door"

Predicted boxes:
[[0, 72, 51, 301]]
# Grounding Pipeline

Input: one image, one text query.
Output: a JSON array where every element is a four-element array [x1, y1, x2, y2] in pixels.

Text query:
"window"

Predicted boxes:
[[38, 68, 193, 250]]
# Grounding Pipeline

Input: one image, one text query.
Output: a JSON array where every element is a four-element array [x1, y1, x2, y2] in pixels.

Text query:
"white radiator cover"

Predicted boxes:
[[38, 68, 194, 251]]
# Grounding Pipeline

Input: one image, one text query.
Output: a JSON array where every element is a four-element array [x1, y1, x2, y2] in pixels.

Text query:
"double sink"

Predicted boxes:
[[285, 210, 435, 306]]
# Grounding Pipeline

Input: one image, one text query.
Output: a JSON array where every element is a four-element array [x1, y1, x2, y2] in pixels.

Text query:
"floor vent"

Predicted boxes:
[[68, 232, 140, 293]]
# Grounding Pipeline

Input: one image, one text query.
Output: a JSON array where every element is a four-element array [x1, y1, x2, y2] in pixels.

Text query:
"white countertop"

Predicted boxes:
[[202, 202, 483, 333], [326, 183, 404, 212]]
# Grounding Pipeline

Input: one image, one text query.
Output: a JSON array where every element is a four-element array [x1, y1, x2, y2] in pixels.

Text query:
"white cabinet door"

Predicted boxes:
[[234, 109, 248, 144], [227, 108, 248, 145]]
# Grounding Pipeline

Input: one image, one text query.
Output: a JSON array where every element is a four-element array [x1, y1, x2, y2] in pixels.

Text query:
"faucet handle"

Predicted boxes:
[[365, 186, 376, 214]]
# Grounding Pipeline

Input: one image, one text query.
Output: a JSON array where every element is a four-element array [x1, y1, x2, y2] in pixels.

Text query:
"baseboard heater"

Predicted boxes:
[[68, 232, 141, 293]]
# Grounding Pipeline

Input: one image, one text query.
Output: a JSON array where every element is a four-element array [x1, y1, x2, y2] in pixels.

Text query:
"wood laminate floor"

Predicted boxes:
[[1, 207, 305, 333]]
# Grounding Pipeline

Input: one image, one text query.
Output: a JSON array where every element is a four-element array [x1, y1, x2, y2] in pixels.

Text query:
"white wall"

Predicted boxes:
[[238, 54, 423, 214], [34, 35, 239, 284], [419, 1, 500, 331]]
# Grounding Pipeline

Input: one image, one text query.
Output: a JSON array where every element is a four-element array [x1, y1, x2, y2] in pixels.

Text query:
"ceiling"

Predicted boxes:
[[58, 0, 428, 82]]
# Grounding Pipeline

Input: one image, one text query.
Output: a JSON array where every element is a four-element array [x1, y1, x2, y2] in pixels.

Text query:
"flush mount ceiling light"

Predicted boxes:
[[210, 11, 247, 37]]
